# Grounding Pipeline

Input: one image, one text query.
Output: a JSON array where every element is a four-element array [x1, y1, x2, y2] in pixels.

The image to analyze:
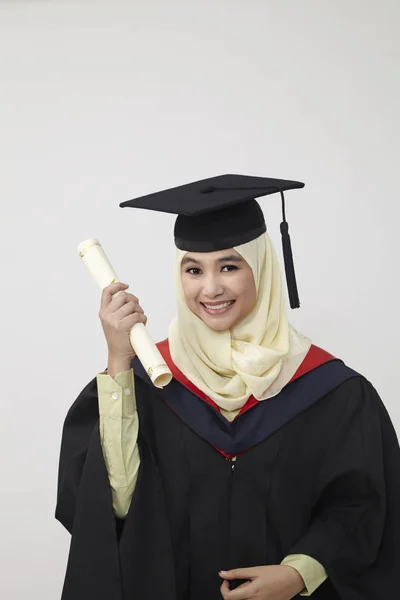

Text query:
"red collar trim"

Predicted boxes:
[[156, 339, 336, 459], [156, 339, 336, 417]]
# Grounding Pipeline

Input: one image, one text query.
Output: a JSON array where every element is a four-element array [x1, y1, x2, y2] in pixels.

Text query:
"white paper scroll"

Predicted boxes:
[[77, 238, 172, 388]]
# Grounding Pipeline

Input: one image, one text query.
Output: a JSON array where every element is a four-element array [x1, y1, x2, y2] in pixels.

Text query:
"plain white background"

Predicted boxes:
[[0, 1, 399, 598]]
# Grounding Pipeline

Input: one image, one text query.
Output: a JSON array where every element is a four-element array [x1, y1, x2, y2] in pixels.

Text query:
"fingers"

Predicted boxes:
[[105, 307, 147, 334], [113, 300, 144, 320], [99, 281, 147, 333], [100, 283, 140, 316], [98, 282, 147, 359], [220, 579, 253, 600], [220, 580, 230, 598], [100, 282, 131, 313], [108, 292, 141, 313], [219, 568, 256, 581], [219, 568, 258, 600], [119, 312, 148, 330]]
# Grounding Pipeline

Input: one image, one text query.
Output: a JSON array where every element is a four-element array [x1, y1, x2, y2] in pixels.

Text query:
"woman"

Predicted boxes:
[[56, 175, 400, 600]]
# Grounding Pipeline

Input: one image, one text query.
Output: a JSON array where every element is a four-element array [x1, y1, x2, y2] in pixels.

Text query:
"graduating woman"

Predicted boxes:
[[56, 175, 400, 600]]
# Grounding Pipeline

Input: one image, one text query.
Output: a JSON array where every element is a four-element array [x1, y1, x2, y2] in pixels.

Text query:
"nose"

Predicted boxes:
[[202, 274, 224, 299]]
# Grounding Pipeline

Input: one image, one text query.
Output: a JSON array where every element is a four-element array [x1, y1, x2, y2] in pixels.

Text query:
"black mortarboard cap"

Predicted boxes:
[[120, 174, 304, 308]]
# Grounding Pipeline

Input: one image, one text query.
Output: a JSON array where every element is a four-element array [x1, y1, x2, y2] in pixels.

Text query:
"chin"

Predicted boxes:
[[190, 303, 241, 331], [206, 322, 231, 332], [201, 315, 237, 331]]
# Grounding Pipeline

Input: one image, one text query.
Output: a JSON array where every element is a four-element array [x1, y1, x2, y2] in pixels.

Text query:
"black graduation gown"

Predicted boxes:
[[56, 352, 400, 600]]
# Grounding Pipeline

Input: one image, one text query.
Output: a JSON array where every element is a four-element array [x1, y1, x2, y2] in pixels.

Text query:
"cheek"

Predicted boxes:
[[181, 277, 198, 305], [233, 273, 257, 314], [234, 271, 256, 299]]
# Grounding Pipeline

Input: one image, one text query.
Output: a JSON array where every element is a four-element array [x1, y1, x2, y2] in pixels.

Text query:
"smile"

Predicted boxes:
[[200, 300, 235, 315]]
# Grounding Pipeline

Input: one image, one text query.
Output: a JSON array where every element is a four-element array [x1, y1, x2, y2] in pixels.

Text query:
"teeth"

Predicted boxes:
[[203, 301, 232, 310]]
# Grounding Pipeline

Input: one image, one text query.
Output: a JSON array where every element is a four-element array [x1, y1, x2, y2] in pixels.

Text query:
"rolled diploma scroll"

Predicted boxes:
[[77, 239, 172, 388]]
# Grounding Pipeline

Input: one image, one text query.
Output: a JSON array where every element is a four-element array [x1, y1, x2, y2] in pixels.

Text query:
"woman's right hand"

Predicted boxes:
[[99, 281, 147, 362]]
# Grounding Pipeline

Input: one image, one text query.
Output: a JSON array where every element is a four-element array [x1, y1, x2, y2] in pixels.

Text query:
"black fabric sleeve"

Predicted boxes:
[[289, 377, 400, 598], [55, 378, 126, 599], [55, 377, 99, 533]]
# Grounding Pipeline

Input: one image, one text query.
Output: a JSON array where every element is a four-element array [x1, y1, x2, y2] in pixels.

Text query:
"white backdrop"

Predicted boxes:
[[1, 1, 399, 598]]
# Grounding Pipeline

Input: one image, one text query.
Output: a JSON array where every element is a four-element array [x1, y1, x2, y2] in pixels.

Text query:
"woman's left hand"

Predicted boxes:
[[219, 565, 305, 600]]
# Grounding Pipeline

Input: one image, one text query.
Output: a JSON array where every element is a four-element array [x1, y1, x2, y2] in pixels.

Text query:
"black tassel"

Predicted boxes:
[[280, 191, 300, 309]]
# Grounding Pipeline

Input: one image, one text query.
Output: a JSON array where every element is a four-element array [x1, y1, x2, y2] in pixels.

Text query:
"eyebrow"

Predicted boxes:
[[181, 254, 244, 266]]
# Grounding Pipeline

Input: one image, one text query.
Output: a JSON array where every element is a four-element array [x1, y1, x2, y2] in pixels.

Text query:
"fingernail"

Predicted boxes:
[[219, 571, 227, 576]]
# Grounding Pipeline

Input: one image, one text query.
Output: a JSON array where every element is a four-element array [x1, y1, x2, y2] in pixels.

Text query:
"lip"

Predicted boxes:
[[200, 300, 235, 316]]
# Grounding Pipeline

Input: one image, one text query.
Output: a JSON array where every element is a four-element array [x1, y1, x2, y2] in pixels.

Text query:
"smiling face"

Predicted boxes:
[[180, 248, 257, 331]]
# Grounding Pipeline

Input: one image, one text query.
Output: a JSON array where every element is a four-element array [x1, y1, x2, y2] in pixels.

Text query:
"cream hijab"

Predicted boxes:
[[168, 232, 311, 418]]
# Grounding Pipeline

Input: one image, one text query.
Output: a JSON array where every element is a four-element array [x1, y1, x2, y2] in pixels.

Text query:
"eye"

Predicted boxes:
[[221, 264, 239, 272], [186, 267, 202, 275]]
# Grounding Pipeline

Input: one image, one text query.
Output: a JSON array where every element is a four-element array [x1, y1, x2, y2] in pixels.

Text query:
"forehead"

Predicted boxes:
[[181, 249, 242, 264]]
